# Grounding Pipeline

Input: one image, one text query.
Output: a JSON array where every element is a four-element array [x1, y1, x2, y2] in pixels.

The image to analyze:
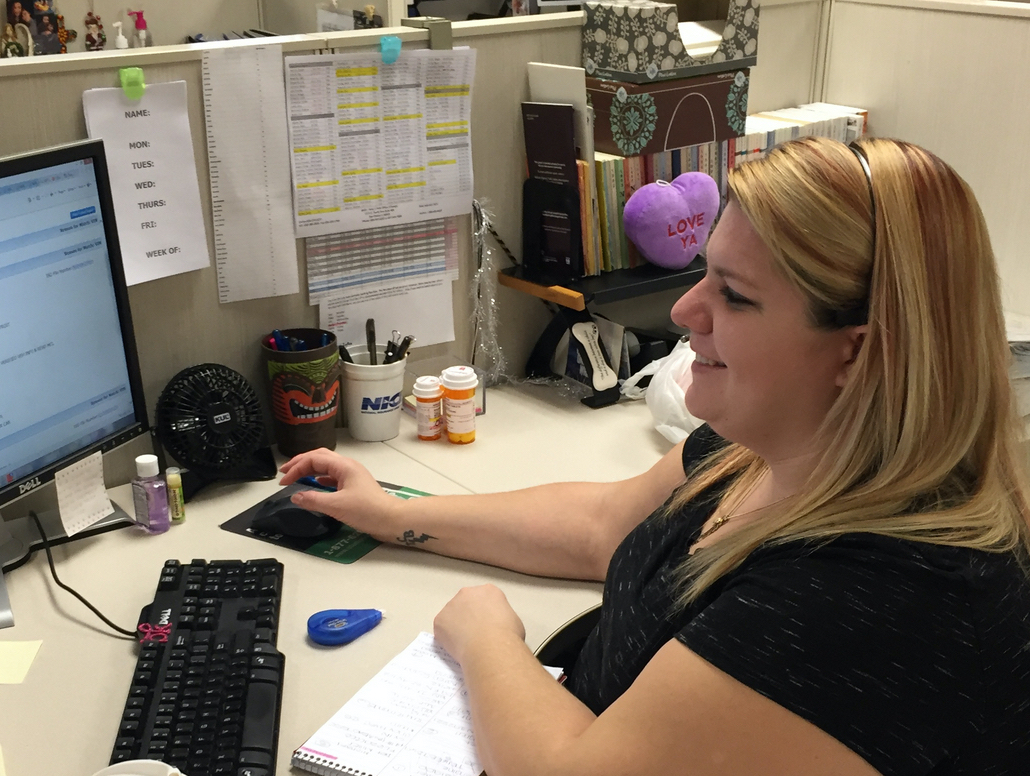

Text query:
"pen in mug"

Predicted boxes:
[[366, 318, 377, 366]]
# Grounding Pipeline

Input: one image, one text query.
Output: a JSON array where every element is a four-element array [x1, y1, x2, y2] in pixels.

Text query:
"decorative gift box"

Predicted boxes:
[[588, 69, 749, 157], [582, 0, 760, 84]]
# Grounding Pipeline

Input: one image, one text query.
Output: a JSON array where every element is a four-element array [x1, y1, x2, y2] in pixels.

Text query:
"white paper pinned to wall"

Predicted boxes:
[[202, 44, 300, 303], [82, 81, 211, 286]]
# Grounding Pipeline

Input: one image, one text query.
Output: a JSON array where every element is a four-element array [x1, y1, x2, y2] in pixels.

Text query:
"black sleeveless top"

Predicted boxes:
[[564, 426, 1030, 776]]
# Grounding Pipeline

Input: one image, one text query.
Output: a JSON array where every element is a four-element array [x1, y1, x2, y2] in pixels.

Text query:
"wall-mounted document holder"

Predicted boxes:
[[400, 16, 452, 50]]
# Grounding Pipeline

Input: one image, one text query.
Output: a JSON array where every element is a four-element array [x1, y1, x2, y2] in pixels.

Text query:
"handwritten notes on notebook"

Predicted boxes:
[[291, 632, 482, 776]]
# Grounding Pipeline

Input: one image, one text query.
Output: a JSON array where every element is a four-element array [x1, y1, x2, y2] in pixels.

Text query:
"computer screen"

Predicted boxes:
[[0, 139, 149, 571]]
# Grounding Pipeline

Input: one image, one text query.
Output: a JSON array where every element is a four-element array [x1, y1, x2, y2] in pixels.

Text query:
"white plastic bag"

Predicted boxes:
[[621, 338, 702, 443]]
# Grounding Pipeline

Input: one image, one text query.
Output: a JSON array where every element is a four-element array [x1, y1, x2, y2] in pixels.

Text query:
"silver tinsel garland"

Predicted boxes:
[[469, 200, 599, 402], [469, 200, 509, 386]]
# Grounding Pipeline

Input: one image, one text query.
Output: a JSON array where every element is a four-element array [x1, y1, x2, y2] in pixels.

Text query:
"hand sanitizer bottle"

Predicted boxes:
[[112, 21, 128, 50], [132, 454, 169, 534], [127, 10, 151, 48]]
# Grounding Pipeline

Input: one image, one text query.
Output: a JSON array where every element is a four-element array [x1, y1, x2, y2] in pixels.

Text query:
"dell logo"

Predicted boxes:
[[212, 412, 231, 424], [361, 393, 402, 413], [19, 477, 42, 494], [157, 608, 173, 626]]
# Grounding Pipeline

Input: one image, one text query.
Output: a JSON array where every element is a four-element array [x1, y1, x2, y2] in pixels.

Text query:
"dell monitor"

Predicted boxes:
[[0, 139, 150, 627]]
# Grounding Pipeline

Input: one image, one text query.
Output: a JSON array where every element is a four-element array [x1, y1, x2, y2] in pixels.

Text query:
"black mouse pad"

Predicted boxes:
[[220, 481, 430, 564]]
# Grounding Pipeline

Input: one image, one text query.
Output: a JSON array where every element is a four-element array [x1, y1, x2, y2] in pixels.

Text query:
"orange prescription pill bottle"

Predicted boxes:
[[413, 375, 444, 441], [441, 366, 478, 444]]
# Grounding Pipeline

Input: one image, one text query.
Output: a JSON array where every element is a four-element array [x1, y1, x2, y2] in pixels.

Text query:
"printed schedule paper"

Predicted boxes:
[[82, 81, 211, 286], [291, 632, 482, 776], [305, 217, 459, 303], [202, 45, 300, 303], [284, 48, 476, 238]]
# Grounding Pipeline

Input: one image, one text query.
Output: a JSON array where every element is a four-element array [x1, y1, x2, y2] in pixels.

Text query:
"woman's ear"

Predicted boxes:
[[835, 324, 868, 388]]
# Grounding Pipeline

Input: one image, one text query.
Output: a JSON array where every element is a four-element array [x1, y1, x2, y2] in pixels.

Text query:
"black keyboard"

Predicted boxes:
[[109, 558, 285, 776]]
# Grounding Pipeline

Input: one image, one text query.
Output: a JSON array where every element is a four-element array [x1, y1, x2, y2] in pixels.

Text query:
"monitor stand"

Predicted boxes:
[[0, 503, 134, 629]]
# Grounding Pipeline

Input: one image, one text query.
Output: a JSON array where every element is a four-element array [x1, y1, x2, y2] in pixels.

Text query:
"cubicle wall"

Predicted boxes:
[[0, 10, 818, 492], [0, 10, 817, 425], [822, 0, 1030, 317]]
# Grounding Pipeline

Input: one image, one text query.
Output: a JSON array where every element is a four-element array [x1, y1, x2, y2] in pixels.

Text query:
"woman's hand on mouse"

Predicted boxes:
[[279, 449, 399, 536]]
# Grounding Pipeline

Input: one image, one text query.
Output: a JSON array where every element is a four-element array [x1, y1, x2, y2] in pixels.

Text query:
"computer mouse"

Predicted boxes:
[[251, 499, 341, 540]]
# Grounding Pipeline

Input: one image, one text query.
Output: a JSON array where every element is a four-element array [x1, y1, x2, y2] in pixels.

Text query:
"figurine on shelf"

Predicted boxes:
[[1, 21, 24, 56], [54, 12, 73, 52], [353, 3, 381, 29], [84, 10, 103, 50]]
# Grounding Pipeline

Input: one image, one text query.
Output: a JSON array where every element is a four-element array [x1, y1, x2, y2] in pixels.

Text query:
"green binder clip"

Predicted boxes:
[[379, 35, 400, 65], [119, 67, 145, 101]]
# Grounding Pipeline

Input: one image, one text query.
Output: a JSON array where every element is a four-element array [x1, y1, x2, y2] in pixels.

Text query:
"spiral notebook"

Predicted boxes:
[[291, 632, 483, 776]]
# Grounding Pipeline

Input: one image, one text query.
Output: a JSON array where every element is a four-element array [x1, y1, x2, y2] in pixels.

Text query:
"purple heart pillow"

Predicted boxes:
[[622, 172, 720, 269]]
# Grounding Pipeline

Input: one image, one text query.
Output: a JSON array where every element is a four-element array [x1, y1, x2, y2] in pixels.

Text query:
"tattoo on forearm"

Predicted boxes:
[[397, 529, 437, 546]]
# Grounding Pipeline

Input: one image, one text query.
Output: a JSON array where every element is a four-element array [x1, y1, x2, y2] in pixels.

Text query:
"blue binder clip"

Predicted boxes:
[[379, 35, 401, 65]]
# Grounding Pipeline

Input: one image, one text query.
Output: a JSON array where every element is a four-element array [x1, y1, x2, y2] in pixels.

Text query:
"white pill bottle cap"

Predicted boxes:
[[441, 366, 478, 391], [413, 375, 443, 398]]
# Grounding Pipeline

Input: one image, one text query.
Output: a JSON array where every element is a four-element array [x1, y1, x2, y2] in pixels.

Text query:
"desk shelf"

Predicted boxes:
[[498, 261, 706, 311]]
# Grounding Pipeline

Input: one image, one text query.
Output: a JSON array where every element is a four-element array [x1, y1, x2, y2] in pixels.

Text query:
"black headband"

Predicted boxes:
[[830, 142, 875, 328]]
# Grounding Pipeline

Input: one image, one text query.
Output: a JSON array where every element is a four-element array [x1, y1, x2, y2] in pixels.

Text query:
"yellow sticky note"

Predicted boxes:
[[0, 640, 42, 684]]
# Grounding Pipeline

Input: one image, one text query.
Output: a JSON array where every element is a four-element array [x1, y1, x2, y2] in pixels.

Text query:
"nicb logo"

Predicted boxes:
[[361, 392, 401, 414]]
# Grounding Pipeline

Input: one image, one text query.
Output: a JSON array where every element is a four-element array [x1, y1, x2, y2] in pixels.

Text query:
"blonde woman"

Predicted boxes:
[[282, 137, 1030, 775]]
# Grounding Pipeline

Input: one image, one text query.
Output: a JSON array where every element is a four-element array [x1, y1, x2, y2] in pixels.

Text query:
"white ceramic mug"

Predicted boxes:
[[341, 344, 406, 442]]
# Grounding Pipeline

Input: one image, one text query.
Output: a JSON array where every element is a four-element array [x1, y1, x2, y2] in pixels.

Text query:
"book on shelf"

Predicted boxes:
[[576, 159, 597, 276], [521, 102, 579, 187], [594, 155, 612, 273], [522, 102, 583, 283], [799, 102, 869, 140]]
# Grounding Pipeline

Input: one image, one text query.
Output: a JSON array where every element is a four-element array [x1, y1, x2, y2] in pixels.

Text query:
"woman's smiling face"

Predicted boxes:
[[671, 200, 860, 456]]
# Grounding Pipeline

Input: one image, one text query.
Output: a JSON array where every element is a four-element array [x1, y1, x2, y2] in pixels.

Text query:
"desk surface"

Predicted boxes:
[[0, 384, 671, 776]]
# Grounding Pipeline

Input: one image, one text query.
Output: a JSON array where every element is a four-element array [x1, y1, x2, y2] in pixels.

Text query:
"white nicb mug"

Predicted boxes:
[[91, 762, 184, 776]]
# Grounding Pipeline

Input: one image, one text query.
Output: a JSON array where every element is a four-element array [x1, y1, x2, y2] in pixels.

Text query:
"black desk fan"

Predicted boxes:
[[155, 364, 277, 501]]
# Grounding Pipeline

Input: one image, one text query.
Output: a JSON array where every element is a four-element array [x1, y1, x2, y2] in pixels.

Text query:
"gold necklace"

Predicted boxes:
[[696, 493, 794, 543]]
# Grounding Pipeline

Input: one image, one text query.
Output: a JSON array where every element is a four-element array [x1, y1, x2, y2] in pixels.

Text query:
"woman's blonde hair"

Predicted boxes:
[[670, 136, 1030, 606]]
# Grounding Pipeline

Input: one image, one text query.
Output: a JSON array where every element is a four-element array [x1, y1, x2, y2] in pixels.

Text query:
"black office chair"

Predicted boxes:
[[534, 603, 602, 671]]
